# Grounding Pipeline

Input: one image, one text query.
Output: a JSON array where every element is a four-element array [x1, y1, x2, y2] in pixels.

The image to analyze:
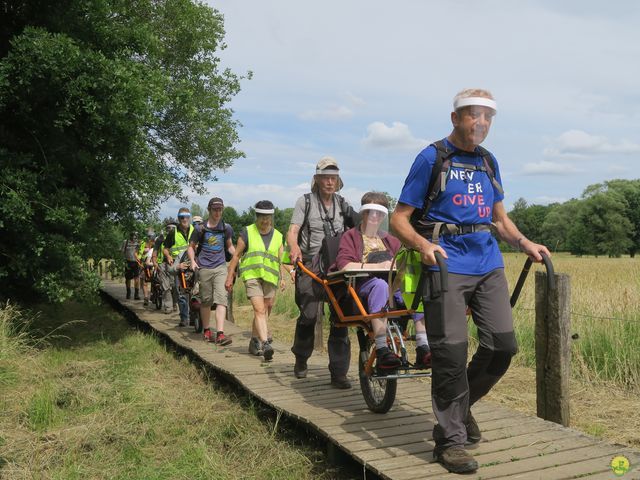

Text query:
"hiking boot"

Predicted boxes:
[[143, 298, 149, 306], [433, 445, 478, 474], [376, 346, 401, 372], [126, 288, 131, 299], [432, 414, 481, 447], [214, 332, 232, 346], [134, 289, 140, 300], [293, 358, 308, 378], [414, 345, 432, 369], [203, 328, 214, 342], [248, 337, 263, 356], [466, 412, 481, 445], [330, 375, 352, 389], [178, 318, 189, 327], [263, 342, 274, 362]]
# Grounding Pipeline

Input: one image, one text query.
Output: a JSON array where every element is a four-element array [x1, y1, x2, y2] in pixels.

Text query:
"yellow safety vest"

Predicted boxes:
[[239, 224, 283, 286], [170, 225, 194, 260]]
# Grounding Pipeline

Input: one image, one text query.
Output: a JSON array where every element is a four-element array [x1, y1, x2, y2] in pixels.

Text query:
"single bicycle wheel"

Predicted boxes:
[[192, 309, 202, 333], [357, 328, 397, 413]]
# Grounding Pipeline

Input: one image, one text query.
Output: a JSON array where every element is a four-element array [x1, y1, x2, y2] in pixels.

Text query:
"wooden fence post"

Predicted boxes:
[[314, 302, 324, 351], [535, 270, 571, 426]]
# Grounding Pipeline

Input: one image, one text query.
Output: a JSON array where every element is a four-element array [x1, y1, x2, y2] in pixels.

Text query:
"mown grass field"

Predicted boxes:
[[0, 301, 350, 479]]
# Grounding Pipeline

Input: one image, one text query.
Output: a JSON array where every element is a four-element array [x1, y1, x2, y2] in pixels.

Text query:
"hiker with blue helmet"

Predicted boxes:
[[391, 88, 550, 474]]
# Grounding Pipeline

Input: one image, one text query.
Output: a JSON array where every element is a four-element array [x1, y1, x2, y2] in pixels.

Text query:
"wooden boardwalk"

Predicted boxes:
[[101, 280, 639, 479]]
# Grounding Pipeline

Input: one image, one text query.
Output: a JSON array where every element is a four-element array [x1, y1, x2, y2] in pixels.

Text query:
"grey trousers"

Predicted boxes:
[[291, 260, 351, 377], [424, 268, 517, 448]]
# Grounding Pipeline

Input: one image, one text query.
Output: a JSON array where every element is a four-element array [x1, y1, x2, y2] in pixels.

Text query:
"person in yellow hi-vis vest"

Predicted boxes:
[[225, 200, 288, 362]]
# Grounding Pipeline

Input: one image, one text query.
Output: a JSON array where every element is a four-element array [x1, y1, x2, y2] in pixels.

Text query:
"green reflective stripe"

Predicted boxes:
[[243, 250, 279, 263], [238, 263, 280, 278]]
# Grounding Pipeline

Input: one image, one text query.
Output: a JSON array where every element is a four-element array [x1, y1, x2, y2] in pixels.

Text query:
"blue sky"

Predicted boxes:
[[160, 0, 640, 218]]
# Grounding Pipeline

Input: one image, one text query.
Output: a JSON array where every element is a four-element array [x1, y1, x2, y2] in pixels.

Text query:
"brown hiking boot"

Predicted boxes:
[[433, 445, 478, 473]]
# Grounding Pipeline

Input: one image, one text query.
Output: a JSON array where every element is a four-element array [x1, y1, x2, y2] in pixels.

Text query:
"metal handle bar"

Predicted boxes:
[[509, 252, 555, 308]]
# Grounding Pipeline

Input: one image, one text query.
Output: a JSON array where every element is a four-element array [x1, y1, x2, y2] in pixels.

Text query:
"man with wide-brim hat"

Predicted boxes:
[[286, 156, 358, 389]]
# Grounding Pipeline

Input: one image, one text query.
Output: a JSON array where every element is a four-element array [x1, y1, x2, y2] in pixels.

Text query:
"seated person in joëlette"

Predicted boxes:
[[331, 191, 430, 371]]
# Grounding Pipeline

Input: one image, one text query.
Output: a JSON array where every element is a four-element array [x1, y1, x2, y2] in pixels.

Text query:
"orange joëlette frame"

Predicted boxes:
[[295, 261, 411, 331]]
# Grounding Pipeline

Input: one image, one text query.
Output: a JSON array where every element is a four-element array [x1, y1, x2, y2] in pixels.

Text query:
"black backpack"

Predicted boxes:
[[195, 221, 233, 262], [410, 139, 504, 230]]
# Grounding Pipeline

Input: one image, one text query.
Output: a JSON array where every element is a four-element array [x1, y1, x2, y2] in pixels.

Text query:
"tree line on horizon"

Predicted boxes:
[[505, 179, 640, 257]]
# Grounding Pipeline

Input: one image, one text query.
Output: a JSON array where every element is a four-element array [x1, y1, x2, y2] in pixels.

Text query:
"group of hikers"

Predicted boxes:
[[120, 88, 550, 474]]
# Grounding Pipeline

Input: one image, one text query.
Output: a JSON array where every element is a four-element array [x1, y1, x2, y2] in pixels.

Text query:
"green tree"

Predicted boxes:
[[508, 198, 550, 244], [190, 203, 204, 219], [0, 0, 246, 301]]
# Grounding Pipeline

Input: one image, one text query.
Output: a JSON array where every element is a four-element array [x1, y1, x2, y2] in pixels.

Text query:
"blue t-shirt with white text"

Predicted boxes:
[[398, 138, 505, 275]]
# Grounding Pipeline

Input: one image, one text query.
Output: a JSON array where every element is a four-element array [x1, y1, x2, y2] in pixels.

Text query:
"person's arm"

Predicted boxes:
[[286, 224, 302, 265], [187, 227, 199, 269], [389, 203, 447, 266], [492, 201, 550, 262], [187, 243, 198, 270], [277, 244, 288, 290], [225, 226, 235, 256], [225, 237, 246, 292]]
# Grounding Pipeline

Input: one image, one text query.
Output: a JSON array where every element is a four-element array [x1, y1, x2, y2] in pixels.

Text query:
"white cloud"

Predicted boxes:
[[544, 129, 640, 156], [521, 161, 582, 176], [363, 121, 429, 151]]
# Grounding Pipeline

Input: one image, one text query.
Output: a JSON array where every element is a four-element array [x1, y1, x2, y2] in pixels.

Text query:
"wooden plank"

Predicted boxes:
[[101, 281, 640, 480]]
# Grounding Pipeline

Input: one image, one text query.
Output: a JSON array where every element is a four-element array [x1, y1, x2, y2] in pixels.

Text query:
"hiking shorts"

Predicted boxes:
[[244, 277, 277, 299], [124, 261, 141, 280], [198, 264, 228, 307]]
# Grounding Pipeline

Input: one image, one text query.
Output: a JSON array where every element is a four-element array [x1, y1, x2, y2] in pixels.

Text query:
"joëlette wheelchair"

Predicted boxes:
[[296, 250, 554, 414], [295, 251, 447, 413]]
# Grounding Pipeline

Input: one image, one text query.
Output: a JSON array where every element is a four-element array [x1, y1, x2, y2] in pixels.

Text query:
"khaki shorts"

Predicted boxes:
[[198, 264, 228, 307], [244, 277, 277, 299]]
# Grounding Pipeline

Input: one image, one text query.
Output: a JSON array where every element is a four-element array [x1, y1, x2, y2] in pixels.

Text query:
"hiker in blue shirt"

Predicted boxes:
[[391, 88, 550, 474]]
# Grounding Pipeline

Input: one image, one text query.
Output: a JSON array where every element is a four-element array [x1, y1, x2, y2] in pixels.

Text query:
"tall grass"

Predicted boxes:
[[0, 301, 343, 479], [503, 253, 640, 389]]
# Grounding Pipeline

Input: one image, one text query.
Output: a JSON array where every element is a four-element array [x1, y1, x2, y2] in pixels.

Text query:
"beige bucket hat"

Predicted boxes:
[[311, 156, 344, 192]]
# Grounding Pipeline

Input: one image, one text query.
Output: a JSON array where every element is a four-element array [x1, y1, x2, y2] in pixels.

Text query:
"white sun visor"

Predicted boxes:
[[360, 203, 389, 215], [255, 208, 275, 215], [454, 96, 497, 112]]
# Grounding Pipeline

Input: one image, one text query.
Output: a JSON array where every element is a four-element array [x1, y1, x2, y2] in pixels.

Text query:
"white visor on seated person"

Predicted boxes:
[[360, 203, 389, 237]]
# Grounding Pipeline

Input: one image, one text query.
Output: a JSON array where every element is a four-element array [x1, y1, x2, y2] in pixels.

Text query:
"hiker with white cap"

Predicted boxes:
[[391, 88, 550, 473], [331, 191, 431, 371], [286, 156, 358, 389], [225, 200, 288, 362]]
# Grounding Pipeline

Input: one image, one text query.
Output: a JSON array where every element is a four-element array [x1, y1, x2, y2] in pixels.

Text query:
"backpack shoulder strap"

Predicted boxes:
[[423, 140, 456, 216], [297, 193, 312, 251], [476, 146, 504, 196]]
